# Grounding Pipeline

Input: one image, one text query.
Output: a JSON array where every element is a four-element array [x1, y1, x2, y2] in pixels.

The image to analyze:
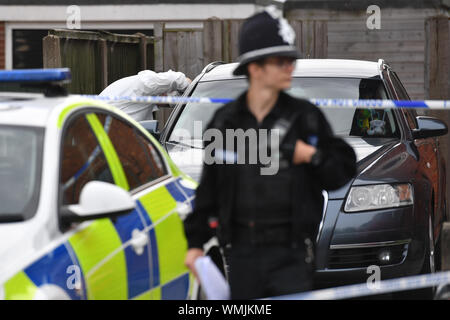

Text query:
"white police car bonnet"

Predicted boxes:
[[233, 6, 301, 76]]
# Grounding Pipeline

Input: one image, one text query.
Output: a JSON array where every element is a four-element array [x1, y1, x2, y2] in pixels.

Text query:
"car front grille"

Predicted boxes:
[[328, 242, 409, 269]]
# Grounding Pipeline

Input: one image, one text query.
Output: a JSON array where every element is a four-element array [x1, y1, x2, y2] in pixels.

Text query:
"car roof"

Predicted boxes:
[[199, 59, 382, 82], [0, 92, 75, 127]]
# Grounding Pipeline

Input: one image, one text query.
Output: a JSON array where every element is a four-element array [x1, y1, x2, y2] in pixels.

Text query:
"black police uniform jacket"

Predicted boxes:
[[183, 91, 357, 250]]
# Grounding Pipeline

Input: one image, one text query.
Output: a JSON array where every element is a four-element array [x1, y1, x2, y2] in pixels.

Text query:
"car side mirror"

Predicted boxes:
[[412, 116, 448, 139], [60, 181, 135, 228], [140, 120, 160, 140]]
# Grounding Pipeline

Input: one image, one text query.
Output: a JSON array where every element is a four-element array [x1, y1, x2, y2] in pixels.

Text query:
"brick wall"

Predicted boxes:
[[0, 22, 4, 69]]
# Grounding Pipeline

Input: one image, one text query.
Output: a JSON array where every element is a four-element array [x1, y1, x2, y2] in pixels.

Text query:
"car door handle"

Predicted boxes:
[[130, 229, 148, 256]]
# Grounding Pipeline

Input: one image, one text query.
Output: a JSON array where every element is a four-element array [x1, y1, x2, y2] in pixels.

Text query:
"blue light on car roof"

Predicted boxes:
[[0, 68, 71, 83]]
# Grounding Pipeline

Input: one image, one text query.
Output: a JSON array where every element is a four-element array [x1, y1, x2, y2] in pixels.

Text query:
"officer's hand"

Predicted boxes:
[[292, 139, 317, 165], [185, 248, 204, 280]]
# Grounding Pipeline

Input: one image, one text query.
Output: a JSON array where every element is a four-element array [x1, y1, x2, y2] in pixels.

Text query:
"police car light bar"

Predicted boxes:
[[0, 68, 71, 83]]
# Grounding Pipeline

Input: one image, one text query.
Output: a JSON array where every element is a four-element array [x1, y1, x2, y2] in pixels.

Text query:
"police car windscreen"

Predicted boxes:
[[169, 77, 399, 145], [0, 126, 43, 221]]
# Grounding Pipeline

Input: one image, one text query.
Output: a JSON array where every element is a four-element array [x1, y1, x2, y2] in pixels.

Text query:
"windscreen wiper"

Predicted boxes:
[[166, 140, 202, 149]]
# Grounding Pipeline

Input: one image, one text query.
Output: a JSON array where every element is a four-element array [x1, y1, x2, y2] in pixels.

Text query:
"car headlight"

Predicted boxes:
[[344, 183, 413, 212]]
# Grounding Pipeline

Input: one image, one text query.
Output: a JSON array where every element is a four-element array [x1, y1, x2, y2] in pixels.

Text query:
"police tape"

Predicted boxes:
[[78, 94, 450, 110], [266, 270, 450, 300], [79, 95, 233, 105]]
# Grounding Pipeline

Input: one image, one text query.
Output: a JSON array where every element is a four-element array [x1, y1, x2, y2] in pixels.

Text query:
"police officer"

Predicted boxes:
[[184, 7, 356, 299]]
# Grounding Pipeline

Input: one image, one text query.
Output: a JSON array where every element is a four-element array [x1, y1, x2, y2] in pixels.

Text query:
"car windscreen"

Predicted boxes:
[[0, 125, 43, 221], [169, 77, 398, 145]]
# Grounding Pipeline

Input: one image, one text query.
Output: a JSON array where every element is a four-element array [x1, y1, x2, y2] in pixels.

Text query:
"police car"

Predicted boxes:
[[0, 69, 196, 300]]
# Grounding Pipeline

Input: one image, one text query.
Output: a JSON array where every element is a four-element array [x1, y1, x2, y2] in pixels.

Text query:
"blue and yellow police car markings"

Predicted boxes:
[[166, 179, 196, 220], [148, 224, 160, 290], [2, 184, 194, 300], [165, 179, 195, 300], [4, 271, 37, 300], [93, 177, 194, 300], [134, 198, 160, 295], [4, 212, 148, 301], [115, 183, 193, 300], [138, 183, 191, 299], [68, 200, 160, 300], [135, 200, 160, 291], [0, 221, 94, 300], [2, 233, 90, 300], [132, 284, 162, 300], [173, 178, 196, 216], [22, 242, 86, 300], [176, 177, 196, 199], [161, 272, 190, 300], [68, 218, 128, 300], [165, 180, 188, 203], [111, 206, 152, 300], [66, 109, 190, 299], [64, 241, 87, 299]]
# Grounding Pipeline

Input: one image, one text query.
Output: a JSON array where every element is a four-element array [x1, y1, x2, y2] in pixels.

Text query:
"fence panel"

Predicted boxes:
[[155, 27, 205, 127], [43, 29, 154, 94], [290, 20, 328, 59]]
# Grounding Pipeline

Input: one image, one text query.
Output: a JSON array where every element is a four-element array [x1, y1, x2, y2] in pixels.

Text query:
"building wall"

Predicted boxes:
[[288, 8, 448, 100]]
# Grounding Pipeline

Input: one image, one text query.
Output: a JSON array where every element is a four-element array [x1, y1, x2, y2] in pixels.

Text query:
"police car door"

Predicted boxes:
[[98, 112, 191, 300], [59, 110, 189, 299]]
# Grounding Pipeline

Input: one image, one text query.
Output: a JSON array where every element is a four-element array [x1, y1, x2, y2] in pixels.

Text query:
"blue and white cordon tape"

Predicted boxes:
[[78, 94, 450, 110], [80, 95, 233, 106], [265, 270, 450, 300], [310, 98, 450, 109]]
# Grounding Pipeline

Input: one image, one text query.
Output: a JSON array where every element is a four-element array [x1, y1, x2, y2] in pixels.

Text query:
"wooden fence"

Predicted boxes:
[[42, 19, 329, 93], [43, 29, 154, 95]]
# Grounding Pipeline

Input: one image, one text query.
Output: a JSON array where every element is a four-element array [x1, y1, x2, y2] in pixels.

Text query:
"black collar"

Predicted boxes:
[[235, 90, 287, 118], [219, 90, 292, 128]]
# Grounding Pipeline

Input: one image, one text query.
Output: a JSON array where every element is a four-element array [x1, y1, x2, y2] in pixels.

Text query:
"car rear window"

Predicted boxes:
[[169, 77, 399, 143]]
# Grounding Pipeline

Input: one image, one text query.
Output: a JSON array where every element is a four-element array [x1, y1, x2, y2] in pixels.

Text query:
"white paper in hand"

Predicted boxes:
[[194, 256, 230, 300]]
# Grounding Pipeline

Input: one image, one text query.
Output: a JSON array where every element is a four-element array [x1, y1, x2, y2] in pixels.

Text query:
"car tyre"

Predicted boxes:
[[416, 214, 437, 299], [394, 212, 439, 300]]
